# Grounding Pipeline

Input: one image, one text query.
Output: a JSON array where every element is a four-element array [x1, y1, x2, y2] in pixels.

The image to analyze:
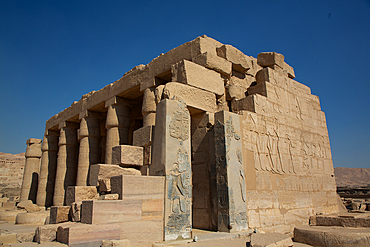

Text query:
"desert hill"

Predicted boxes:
[[334, 167, 370, 188], [0, 152, 25, 197]]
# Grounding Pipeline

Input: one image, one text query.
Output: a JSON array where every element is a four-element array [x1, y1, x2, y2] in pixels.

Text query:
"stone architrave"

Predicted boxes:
[[151, 98, 192, 241], [105, 96, 131, 164], [53, 122, 79, 206], [214, 111, 248, 232], [36, 130, 59, 207], [76, 111, 101, 186], [20, 138, 42, 203]]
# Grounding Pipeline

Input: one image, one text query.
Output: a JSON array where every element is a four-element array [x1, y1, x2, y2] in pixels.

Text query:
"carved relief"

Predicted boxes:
[[169, 110, 190, 142], [166, 149, 191, 237], [215, 113, 248, 231]]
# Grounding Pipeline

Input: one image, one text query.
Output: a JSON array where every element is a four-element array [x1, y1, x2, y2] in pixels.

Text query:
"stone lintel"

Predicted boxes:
[[58, 121, 79, 130], [192, 52, 232, 76], [78, 110, 102, 120], [171, 59, 225, 96], [104, 95, 130, 108], [163, 82, 219, 113]]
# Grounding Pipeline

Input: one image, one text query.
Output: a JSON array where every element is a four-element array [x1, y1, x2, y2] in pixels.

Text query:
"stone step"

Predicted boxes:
[[294, 225, 370, 247], [310, 212, 370, 227]]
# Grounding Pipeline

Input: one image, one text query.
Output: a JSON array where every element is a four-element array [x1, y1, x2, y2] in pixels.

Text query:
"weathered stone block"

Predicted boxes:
[[216, 44, 251, 73], [111, 145, 143, 167], [163, 82, 219, 113], [192, 52, 232, 76], [89, 164, 141, 188], [65, 186, 98, 206], [35, 222, 76, 243], [110, 175, 164, 200], [132, 125, 154, 147], [57, 223, 121, 247], [3, 201, 16, 210], [250, 232, 293, 247], [171, 59, 224, 96], [227, 85, 245, 100], [15, 210, 49, 225], [80, 200, 125, 225], [50, 206, 70, 224], [257, 52, 285, 68], [0, 209, 26, 223]]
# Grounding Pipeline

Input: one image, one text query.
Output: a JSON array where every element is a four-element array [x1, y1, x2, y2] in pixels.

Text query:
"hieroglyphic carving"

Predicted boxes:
[[169, 110, 189, 141], [215, 112, 248, 232]]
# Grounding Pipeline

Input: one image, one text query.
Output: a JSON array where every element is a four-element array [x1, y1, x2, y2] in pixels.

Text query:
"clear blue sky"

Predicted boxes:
[[1, 0, 369, 168]]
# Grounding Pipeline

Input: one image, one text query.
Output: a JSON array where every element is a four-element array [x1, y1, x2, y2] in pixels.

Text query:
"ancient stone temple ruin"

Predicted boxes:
[[19, 35, 338, 244]]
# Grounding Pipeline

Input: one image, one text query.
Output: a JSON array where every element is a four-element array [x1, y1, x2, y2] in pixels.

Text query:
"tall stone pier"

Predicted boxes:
[[151, 97, 192, 241], [214, 111, 248, 232], [20, 138, 42, 203]]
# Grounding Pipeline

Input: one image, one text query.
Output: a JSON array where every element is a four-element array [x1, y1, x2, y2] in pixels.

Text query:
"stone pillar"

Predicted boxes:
[[53, 122, 79, 206], [76, 111, 101, 186], [214, 111, 248, 232], [36, 130, 59, 207], [20, 138, 42, 203], [105, 96, 131, 164], [142, 87, 156, 127], [151, 97, 192, 241]]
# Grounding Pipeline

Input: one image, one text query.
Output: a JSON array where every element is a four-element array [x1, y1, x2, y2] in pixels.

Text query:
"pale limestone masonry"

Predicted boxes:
[[19, 35, 338, 242]]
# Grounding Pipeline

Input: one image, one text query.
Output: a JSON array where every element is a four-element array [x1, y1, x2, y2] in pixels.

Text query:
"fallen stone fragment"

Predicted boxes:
[[250, 232, 293, 247]]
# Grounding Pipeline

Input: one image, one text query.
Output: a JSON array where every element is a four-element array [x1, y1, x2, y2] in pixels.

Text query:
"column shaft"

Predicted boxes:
[[20, 138, 42, 203], [142, 87, 156, 127], [76, 115, 100, 186], [53, 122, 79, 206], [36, 130, 59, 207], [105, 97, 131, 164]]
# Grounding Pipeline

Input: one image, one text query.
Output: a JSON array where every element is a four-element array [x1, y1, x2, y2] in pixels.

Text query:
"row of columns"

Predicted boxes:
[[21, 96, 136, 207]]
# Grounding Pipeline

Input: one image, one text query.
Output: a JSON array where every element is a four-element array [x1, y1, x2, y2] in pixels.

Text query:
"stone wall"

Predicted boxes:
[[234, 64, 338, 233]]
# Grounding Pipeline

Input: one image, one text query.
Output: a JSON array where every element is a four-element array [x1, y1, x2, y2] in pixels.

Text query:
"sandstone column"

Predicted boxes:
[[105, 96, 131, 164], [214, 111, 248, 232], [36, 130, 59, 207], [76, 111, 101, 186], [53, 122, 79, 206], [20, 138, 42, 203], [142, 87, 156, 127], [151, 97, 192, 241]]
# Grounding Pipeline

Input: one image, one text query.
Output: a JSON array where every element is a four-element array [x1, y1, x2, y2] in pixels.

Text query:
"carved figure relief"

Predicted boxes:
[[166, 149, 191, 236], [167, 149, 191, 213]]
